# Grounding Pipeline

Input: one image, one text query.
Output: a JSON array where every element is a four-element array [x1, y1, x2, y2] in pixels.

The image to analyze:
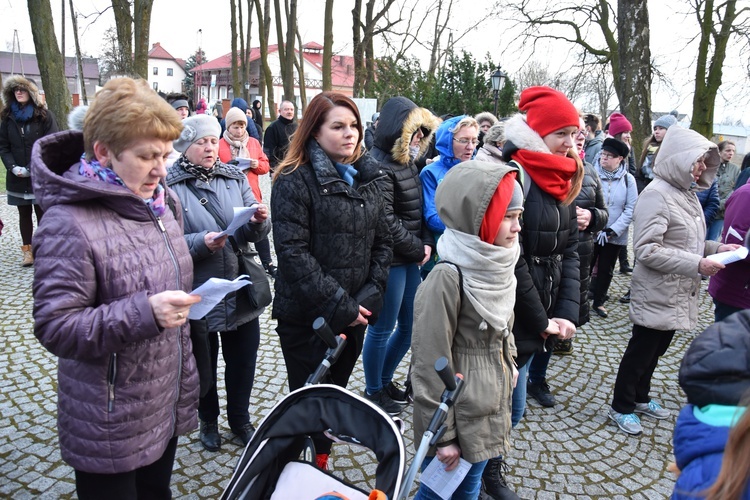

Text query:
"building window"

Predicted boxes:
[[167, 68, 173, 77], [153, 82, 158, 91], [153, 67, 158, 75]]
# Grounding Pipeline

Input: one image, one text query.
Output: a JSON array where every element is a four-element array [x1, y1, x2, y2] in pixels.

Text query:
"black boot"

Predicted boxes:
[[481, 457, 520, 499], [199, 420, 221, 452]]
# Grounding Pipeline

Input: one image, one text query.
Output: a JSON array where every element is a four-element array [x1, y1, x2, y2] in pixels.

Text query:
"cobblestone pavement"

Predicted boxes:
[[0, 177, 717, 499]]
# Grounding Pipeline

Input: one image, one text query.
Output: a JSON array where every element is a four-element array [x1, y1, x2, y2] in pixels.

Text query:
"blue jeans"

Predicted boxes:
[[362, 263, 421, 394], [414, 457, 487, 500], [511, 358, 531, 427], [707, 218, 724, 242], [528, 347, 552, 385], [714, 299, 743, 323]]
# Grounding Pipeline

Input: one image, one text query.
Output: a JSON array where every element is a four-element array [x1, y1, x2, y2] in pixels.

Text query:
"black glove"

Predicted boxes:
[[604, 228, 617, 238]]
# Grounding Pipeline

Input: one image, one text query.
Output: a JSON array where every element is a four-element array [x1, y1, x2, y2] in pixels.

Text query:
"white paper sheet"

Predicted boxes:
[[188, 275, 252, 319], [707, 246, 749, 265], [213, 205, 259, 240], [419, 457, 472, 500]]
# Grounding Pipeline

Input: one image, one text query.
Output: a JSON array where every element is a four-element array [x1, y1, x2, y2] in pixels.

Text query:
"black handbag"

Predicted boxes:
[[184, 182, 272, 310]]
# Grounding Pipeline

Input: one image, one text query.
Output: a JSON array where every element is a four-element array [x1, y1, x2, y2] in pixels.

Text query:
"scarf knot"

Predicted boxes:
[[176, 154, 218, 183], [511, 149, 577, 201]]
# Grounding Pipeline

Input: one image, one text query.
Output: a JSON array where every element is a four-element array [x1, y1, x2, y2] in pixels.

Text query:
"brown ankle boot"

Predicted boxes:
[[21, 245, 33, 267]]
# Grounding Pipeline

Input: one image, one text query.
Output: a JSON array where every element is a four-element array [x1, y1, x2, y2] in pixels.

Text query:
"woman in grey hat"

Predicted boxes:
[[167, 114, 271, 452]]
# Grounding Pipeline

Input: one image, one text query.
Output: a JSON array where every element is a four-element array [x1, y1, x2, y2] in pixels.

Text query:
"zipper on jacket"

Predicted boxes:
[[155, 215, 183, 434], [107, 353, 117, 412]]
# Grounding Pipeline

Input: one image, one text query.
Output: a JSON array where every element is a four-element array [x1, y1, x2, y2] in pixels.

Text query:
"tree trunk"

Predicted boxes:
[[294, 26, 307, 114], [351, 0, 364, 97], [616, 0, 651, 161], [244, 0, 254, 101], [230, 0, 241, 99], [239, 0, 247, 101], [274, 0, 297, 111], [254, 0, 276, 120], [364, 0, 376, 95], [691, 0, 737, 138], [111, 0, 133, 75], [323, 0, 333, 91], [133, 0, 154, 79], [27, 0, 71, 129], [352, 0, 395, 96], [69, 0, 88, 104]]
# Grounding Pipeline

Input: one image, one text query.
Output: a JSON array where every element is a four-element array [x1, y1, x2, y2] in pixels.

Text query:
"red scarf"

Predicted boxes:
[[512, 149, 577, 201]]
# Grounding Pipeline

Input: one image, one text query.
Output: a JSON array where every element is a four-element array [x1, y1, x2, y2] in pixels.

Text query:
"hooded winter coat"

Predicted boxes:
[[30, 131, 198, 474], [575, 161, 608, 325], [271, 140, 393, 335], [629, 126, 722, 331], [502, 114, 580, 364], [596, 159, 637, 246], [0, 75, 59, 196], [166, 160, 270, 332], [420, 115, 473, 235], [370, 96, 439, 265], [584, 130, 604, 165], [412, 161, 519, 463], [708, 183, 750, 309]]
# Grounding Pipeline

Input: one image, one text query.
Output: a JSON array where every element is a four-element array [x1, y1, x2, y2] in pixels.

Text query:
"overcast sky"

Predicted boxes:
[[5, 0, 749, 126]]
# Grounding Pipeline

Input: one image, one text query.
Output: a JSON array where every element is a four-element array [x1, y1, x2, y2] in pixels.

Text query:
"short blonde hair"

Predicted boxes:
[[83, 78, 182, 160], [450, 116, 479, 135]]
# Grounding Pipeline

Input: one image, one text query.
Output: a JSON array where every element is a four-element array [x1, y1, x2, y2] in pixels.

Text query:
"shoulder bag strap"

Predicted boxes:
[[184, 180, 243, 255]]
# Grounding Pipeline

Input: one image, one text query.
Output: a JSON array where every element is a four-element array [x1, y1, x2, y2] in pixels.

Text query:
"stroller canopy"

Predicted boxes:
[[222, 384, 406, 500]]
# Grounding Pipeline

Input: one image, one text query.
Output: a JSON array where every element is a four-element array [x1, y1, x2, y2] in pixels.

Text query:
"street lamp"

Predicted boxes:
[[490, 67, 507, 117]]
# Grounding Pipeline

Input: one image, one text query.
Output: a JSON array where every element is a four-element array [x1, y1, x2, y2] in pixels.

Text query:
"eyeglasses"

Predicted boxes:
[[454, 138, 479, 147], [600, 153, 618, 160], [575, 129, 586, 137], [13, 87, 28, 93]]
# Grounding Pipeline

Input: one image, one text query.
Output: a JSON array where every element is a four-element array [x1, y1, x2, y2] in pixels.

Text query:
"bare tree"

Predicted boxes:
[[132, 1, 155, 79], [323, 0, 334, 90], [28, 0, 71, 129], [690, 0, 748, 137], [111, 0, 133, 75], [230, 0, 241, 99], [351, 0, 397, 97], [69, 0, 88, 104], [294, 27, 308, 114], [274, 0, 297, 112], [254, 0, 276, 120]]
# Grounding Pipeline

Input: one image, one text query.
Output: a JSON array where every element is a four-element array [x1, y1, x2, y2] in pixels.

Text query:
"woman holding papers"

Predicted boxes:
[[608, 125, 740, 436], [708, 182, 750, 322], [167, 113, 270, 452], [30, 78, 200, 498]]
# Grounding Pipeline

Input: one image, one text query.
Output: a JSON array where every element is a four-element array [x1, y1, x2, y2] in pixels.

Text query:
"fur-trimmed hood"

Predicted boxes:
[[373, 96, 439, 165], [502, 114, 553, 157], [474, 111, 498, 126], [2, 75, 43, 111]]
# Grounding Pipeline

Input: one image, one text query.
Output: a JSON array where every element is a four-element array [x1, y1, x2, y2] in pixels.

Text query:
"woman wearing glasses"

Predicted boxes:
[[420, 116, 479, 275]]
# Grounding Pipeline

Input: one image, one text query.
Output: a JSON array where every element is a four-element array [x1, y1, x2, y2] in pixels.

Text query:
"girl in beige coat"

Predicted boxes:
[[608, 126, 740, 436]]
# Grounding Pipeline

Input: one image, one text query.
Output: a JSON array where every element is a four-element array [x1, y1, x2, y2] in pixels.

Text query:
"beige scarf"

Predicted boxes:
[[223, 128, 250, 160]]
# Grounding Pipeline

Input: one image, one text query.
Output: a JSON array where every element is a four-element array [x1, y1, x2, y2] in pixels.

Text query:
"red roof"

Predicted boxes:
[[148, 42, 179, 61], [192, 42, 355, 88]]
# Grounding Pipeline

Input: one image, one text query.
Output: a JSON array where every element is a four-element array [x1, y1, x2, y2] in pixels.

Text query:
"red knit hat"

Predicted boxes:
[[608, 113, 632, 137], [479, 172, 518, 244], [518, 86, 580, 138]]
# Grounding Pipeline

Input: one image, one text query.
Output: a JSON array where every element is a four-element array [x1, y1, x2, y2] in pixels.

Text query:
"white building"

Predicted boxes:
[[147, 43, 187, 94]]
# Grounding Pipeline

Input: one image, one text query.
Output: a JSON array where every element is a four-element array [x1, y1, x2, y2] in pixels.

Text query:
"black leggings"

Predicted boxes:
[[254, 236, 273, 267], [18, 204, 43, 245]]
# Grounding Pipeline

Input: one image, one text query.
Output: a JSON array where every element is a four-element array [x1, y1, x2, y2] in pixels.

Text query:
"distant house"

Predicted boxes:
[[147, 43, 187, 94], [191, 41, 356, 117], [0, 51, 99, 102], [713, 124, 749, 154]]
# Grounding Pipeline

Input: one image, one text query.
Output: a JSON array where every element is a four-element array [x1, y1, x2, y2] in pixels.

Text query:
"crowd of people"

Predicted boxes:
[[2, 74, 749, 499]]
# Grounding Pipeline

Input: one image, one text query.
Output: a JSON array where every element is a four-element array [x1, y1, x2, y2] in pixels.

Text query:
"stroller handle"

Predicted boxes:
[[313, 316, 338, 348], [306, 317, 348, 385]]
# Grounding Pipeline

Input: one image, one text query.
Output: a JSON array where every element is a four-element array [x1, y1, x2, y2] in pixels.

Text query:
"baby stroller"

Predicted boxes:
[[221, 319, 406, 499]]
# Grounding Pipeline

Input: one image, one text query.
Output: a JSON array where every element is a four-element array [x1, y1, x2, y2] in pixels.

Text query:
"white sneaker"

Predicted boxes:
[[634, 400, 670, 420]]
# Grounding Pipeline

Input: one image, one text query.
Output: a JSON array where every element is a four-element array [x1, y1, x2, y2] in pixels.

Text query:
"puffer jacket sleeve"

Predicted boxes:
[[412, 266, 460, 447], [633, 189, 702, 277], [33, 206, 162, 361], [700, 181, 720, 226], [379, 167, 424, 262], [552, 205, 581, 324], [513, 252, 549, 339], [587, 174, 608, 234], [0, 119, 15, 168], [609, 174, 637, 238], [421, 165, 445, 234], [272, 171, 360, 328]]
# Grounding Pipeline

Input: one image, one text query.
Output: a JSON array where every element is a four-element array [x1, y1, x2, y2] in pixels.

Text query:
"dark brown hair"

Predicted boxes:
[[273, 92, 363, 180]]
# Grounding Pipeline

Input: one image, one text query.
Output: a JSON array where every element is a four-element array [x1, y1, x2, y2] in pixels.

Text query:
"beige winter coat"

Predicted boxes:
[[629, 126, 722, 331]]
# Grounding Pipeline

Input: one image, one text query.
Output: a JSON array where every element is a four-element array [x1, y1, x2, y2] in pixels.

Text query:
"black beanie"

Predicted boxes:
[[679, 310, 750, 407]]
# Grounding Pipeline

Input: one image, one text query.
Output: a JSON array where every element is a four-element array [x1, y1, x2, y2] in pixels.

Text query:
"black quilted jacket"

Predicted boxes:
[[271, 140, 393, 334]]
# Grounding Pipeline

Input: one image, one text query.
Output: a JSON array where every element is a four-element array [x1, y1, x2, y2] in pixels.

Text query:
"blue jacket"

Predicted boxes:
[[220, 98, 261, 142], [595, 160, 637, 246], [420, 115, 472, 234], [672, 405, 749, 499], [696, 179, 720, 226]]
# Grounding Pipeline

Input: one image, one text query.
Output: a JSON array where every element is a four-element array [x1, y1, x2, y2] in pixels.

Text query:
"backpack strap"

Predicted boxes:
[[507, 159, 532, 200], [436, 260, 464, 301]]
